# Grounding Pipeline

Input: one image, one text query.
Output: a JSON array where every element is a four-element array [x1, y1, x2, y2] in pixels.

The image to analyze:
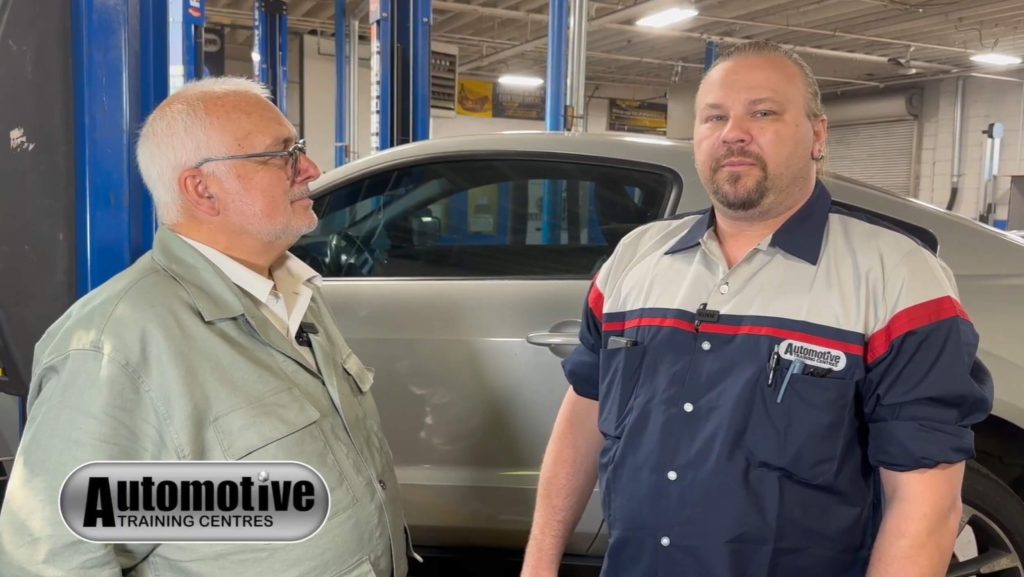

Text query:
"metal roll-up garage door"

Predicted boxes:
[[827, 120, 919, 197]]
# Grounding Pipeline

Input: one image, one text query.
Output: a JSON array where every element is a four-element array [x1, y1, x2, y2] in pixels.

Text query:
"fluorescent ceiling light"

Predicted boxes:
[[498, 75, 544, 87], [970, 53, 1023, 66], [636, 7, 699, 28]]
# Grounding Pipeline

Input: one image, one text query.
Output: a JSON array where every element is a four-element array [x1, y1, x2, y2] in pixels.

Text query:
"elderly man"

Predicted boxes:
[[522, 41, 992, 577], [0, 78, 408, 577]]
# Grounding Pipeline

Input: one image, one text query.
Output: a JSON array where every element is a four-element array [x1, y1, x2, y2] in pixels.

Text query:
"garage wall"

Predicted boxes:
[[917, 74, 1024, 222]]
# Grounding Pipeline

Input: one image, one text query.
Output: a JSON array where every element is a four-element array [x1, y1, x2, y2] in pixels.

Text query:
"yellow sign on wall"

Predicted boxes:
[[457, 79, 494, 117]]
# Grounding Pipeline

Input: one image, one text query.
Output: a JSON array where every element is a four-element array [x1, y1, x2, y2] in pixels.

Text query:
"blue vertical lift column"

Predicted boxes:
[[543, 0, 569, 245], [704, 41, 718, 72], [256, 0, 289, 114], [335, 0, 348, 167], [65, 0, 200, 432], [372, 0, 431, 152]]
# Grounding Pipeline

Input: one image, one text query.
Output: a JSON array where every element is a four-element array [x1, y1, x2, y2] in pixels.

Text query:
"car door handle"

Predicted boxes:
[[526, 332, 580, 347], [527, 320, 581, 360]]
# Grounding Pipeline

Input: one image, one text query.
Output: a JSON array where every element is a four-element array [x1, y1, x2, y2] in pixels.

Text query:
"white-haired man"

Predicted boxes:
[[0, 78, 410, 577]]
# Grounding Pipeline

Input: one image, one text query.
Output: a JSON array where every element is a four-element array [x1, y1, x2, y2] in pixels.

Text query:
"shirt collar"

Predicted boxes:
[[767, 180, 832, 265], [177, 235, 322, 304], [664, 180, 832, 265]]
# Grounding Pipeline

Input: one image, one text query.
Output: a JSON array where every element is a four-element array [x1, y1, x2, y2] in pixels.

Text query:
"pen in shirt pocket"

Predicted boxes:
[[776, 359, 805, 404], [766, 344, 781, 388]]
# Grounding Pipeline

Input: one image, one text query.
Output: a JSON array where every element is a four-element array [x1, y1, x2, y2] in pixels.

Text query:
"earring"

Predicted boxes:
[[812, 151, 825, 161]]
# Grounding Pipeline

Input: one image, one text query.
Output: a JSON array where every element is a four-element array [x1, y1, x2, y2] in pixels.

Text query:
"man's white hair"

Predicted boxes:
[[136, 77, 272, 225]]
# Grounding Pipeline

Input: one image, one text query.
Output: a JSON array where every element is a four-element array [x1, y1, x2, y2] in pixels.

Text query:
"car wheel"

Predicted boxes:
[[949, 461, 1024, 577]]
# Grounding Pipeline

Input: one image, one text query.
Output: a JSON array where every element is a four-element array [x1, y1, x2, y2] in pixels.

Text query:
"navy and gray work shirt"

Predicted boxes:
[[563, 181, 994, 577]]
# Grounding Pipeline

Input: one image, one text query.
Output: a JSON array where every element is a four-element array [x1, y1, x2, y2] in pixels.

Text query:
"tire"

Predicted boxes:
[[949, 460, 1024, 577]]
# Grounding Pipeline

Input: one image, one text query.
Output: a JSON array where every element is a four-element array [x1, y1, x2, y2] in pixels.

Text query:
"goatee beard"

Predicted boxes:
[[711, 171, 770, 212]]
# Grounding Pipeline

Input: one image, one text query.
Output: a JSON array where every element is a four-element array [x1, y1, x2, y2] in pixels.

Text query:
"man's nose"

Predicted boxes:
[[294, 153, 322, 183], [720, 116, 752, 146]]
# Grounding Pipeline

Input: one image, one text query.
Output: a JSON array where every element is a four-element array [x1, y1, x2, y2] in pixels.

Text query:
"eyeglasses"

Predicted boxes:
[[193, 139, 307, 182]]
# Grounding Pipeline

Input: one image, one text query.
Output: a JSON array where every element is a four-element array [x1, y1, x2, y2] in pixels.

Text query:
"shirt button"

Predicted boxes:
[[700, 340, 711, 351], [683, 402, 694, 413], [667, 470, 678, 481], [719, 283, 729, 294], [378, 480, 387, 490], [660, 536, 671, 547]]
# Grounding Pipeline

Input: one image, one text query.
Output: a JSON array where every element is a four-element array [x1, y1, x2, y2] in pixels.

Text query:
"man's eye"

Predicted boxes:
[[705, 115, 727, 123], [753, 110, 776, 118]]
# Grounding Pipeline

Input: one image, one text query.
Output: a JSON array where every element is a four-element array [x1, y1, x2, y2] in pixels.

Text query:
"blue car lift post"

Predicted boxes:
[[56, 0, 198, 435], [542, 0, 569, 245], [256, 0, 289, 114]]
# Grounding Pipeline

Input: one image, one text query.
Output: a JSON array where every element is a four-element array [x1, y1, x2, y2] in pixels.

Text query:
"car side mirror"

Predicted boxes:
[[411, 214, 442, 246]]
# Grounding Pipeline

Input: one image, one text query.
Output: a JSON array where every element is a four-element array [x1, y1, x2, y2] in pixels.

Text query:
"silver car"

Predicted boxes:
[[295, 132, 1024, 576]]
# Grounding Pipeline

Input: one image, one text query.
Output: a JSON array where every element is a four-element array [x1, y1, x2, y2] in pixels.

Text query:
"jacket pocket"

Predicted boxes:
[[211, 387, 358, 519], [597, 345, 646, 438], [746, 371, 856, 485]]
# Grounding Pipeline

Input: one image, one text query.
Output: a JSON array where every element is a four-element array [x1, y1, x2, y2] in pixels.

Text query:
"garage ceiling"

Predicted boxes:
[[205, 0, 1024, 93]]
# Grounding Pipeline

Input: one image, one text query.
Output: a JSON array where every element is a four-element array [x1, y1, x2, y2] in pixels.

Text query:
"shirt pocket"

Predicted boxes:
[[212, 387, 359, 520], [598, 345, 646, 438], [746, 371, 857, 485]]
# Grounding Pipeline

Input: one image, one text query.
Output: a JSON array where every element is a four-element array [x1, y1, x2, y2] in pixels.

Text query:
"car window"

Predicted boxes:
[[294, 158, 675, 278]]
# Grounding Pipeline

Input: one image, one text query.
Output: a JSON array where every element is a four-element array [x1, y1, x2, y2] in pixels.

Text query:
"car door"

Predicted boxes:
[[294, 153, 681, 554]]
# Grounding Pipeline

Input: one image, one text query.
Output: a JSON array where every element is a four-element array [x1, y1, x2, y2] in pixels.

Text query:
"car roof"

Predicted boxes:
[[311, 131, 694, 192]]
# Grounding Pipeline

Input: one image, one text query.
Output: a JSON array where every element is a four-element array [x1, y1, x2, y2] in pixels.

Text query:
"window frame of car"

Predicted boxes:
[[303, 151, 685, 281]]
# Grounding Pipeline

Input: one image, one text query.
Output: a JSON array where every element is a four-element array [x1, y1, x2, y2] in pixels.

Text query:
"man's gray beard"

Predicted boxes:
[[710, 171, 770, 213]]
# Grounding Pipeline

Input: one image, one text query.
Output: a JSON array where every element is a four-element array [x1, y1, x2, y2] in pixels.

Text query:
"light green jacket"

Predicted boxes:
[[0, 229, 408, 577]]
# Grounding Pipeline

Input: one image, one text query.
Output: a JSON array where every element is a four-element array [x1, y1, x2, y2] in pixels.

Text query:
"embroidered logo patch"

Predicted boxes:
[[778, 339, 846, 371]]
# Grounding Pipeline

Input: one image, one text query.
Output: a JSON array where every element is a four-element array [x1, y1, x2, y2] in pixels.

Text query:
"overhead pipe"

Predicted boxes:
[[601, 23, 956, 71], [822, 70, 1023, 95], [692, 14, 975, 56], [948, 76, 965, 211], [565, 0, 588, 132], [464, 0, 656, 71]]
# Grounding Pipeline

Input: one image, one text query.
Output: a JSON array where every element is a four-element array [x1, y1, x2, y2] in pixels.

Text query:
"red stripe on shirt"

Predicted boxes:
[[866, 296, 970, 365], [588, 284, 605, 323], [603, 317, 697, 332], [601, 317, 862, 356]]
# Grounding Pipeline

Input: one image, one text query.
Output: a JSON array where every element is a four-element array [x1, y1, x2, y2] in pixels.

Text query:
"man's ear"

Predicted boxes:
[[179, 168, 220, 217], [812, 115, 829, 160]]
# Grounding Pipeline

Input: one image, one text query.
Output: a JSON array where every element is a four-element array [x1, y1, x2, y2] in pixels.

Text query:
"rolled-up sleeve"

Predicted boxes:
[[862, 249, 994, 472]]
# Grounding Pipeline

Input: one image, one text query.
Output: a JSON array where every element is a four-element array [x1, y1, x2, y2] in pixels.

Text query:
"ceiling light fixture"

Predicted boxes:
[[636, 7, 699, 28], [970, 53, 1023, 66], [498, 75, 544, 87]]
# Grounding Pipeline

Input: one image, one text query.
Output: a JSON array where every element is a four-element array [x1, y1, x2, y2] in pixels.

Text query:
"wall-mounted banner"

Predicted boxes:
[[60, 461, 330, 543], [608, 99, 668, 135], [494, 83, 545, 121], [457, 79, 494, 117]]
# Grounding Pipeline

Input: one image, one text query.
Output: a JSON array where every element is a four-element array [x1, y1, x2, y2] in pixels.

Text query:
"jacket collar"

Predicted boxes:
[[151, 228, 246, 322]]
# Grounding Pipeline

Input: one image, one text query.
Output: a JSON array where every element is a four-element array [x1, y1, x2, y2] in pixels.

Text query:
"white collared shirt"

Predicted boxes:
[[178, 234, 322, 366]]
